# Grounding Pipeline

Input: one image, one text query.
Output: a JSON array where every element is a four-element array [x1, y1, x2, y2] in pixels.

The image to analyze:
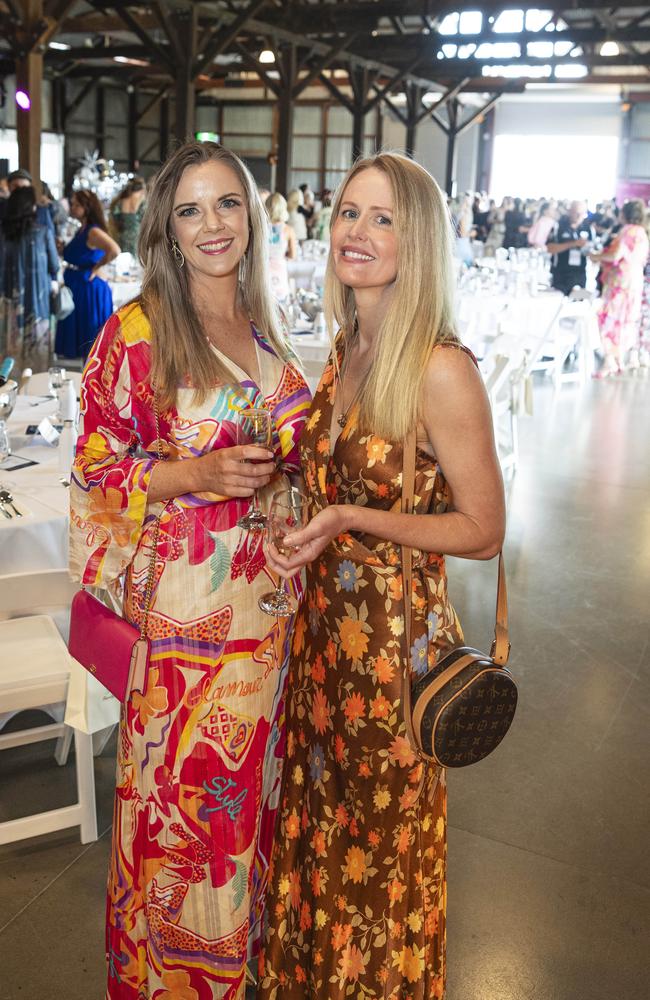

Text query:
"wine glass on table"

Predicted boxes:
[[259, 487, 308, 617], [236, 406, 273, 532], [48, 366, 66, 420]]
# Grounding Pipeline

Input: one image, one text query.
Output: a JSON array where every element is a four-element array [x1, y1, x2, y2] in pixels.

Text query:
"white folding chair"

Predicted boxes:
[[0, 569, 98, 846], [25, 370, 82, 396], [485, 354, 520, 473]]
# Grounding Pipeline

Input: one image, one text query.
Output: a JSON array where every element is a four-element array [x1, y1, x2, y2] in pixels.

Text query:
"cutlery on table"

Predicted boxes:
[[0, 488, 22, 516]]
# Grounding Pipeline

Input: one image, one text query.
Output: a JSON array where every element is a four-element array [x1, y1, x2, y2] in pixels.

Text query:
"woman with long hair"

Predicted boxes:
[[259, 152, 505, 998], [591, 198, 649, 375], [69, 141, 311, 998], [266, 191, 297, 301], [0, 185, 59, 368], [527, 200, 557, 249], [109, 176, 147, 256], [55, 188, 120, 358]]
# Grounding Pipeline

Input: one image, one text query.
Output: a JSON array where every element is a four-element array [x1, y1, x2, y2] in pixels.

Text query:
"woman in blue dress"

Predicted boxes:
[[0, 185, 59, 370], [55, 189, 120, 359]]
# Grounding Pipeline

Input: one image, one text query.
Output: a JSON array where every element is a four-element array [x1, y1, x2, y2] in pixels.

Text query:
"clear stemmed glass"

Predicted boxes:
[[259, 487, 308, 617], [236, 407, 273, 532], [0, 422, 10, 464], [48, 366, 66, 420]]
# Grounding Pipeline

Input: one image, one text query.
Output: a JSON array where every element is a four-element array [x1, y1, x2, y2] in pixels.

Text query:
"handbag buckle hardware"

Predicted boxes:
[[89, 663, 97, 675], [490, 639, 511, 661]]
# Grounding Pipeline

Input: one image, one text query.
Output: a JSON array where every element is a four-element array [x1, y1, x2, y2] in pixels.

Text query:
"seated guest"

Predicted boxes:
[[547, 200, 593, 295]]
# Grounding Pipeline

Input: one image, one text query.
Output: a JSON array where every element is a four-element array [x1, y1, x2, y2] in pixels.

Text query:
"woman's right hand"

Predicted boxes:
[[197, 445, 276, 498]]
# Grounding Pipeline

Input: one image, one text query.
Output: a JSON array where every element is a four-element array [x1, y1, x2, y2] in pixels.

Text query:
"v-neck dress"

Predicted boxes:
[[69, 301, 311, 1000], [259, 348, 465, 999]]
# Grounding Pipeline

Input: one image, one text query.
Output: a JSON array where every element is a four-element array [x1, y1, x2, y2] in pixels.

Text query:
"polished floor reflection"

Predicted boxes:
[[1, 373, 649, 1000]]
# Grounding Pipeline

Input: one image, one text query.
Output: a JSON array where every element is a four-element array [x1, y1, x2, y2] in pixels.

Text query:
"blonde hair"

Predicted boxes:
[[324, 151, 459, 442], [286, 188, 303, 213], [138, 141, 289, 410], [266, 191, 288, 224]]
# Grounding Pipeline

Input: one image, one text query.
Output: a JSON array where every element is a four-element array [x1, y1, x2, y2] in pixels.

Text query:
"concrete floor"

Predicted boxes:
[[1, 373, 649, 1000]]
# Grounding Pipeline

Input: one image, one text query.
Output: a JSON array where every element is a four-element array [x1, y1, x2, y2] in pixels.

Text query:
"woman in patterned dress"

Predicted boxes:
[[69, 142, 310, 999], [259, 153, 505, 999], [591, 198, 649, 375]]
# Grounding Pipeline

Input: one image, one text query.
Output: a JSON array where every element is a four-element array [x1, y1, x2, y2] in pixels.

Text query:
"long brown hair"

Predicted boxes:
[[324, 151, 459, 442], [71, 189, 108, 232], [138, 141, 289, 409]]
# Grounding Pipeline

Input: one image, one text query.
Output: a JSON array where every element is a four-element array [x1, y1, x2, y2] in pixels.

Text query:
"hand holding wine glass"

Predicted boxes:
[[259, 488, 308, 617]]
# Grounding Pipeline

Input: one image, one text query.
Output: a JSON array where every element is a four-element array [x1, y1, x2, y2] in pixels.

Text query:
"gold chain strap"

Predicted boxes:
[[140, 391, 164, 640]]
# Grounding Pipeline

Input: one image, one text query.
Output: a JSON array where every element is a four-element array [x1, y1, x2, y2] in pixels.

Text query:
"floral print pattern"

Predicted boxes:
[[597, 223, 649, 353], [70, 302, 311, 999], [259, 346, 467, 999]]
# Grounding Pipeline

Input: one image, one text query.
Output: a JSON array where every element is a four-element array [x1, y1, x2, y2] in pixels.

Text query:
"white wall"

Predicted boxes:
[[494, 96, 622, 139]]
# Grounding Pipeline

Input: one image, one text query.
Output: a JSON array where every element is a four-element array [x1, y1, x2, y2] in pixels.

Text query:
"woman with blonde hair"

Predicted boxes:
[[286, 187, 307, 242], [266, 191, 297, 301], [259, 152, 505, 998], [69, 141, 311, 999]]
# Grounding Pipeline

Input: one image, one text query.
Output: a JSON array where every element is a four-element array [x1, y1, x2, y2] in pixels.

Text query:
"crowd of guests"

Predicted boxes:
[[450, 191, 650, 375], [2, 161, 649, 382], [0, 169, 147, 369]]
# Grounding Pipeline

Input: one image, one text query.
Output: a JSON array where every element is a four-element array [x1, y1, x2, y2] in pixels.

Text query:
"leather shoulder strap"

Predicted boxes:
[[400, 429, 509, 666]]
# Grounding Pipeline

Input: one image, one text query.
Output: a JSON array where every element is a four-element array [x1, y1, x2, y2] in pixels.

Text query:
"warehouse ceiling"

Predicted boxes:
[[1, 1, 650, 102]]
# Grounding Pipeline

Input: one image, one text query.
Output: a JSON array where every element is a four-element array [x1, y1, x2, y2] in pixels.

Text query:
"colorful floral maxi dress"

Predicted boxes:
[[260, 352, 465, 999], [597, 223, 650, 356], [69, 302, 311, 1000]]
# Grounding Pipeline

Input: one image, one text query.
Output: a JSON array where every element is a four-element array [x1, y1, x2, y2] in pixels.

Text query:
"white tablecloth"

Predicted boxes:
[[1, 396, 70, 574], [109, 278, 141, 311]]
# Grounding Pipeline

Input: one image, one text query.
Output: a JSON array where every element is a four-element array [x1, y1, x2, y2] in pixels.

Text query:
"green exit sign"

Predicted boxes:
[[195, 131, 220, 142]]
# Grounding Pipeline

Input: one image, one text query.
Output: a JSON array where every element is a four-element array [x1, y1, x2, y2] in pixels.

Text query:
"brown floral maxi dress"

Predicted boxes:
[[259, 353, 465, 999]]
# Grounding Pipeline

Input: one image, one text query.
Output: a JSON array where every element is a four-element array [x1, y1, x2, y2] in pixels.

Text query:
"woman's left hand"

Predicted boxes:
[[265, 505, 348, 577]]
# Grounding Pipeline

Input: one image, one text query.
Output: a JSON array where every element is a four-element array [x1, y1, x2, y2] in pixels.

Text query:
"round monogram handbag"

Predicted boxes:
[[400, 431, 517, 768]]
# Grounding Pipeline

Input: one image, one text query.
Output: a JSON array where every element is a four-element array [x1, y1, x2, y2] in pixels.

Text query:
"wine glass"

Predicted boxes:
[[48, 366, 66, 420], [236, 407, 273, 532], [0, 422, 10, 464], [259, 487, 308, 617]]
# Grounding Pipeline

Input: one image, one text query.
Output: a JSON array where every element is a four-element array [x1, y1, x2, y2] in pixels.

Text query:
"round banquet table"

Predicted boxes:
[[1, 395, 71, 574]]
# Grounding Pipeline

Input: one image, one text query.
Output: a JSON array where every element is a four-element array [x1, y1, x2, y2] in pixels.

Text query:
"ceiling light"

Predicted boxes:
[[259, 49, 275, 64], [49, 41, 71, 51], [599, 41, 620, 57]]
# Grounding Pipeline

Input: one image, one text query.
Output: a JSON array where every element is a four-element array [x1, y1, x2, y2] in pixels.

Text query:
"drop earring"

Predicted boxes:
[[170, 236, 185, 268]]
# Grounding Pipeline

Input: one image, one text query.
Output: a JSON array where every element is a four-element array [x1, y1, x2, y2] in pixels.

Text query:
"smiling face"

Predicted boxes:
[[331, 166, 398, 294], [170, 159, 249, 281]]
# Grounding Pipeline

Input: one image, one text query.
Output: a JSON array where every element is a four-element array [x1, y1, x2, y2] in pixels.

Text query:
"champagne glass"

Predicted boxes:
[[236, 406, 273, 532], [259, 488, 308, 617]]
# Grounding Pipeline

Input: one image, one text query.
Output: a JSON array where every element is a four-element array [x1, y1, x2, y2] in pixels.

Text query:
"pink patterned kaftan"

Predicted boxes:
[[69, 301, 311, 1000]]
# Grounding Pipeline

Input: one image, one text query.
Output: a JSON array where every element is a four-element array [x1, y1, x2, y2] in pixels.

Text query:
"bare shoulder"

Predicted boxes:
[[423, 343, 485, 401]]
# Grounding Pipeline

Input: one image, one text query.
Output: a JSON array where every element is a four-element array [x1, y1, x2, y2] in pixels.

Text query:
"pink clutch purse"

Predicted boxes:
[[68, 395, 163, 703], [68, 590, 150, 701]]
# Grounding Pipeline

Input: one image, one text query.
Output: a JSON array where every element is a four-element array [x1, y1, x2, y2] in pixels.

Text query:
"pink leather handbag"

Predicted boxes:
[[68, 590, 152, 701], [68, 396, 163, 702]]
